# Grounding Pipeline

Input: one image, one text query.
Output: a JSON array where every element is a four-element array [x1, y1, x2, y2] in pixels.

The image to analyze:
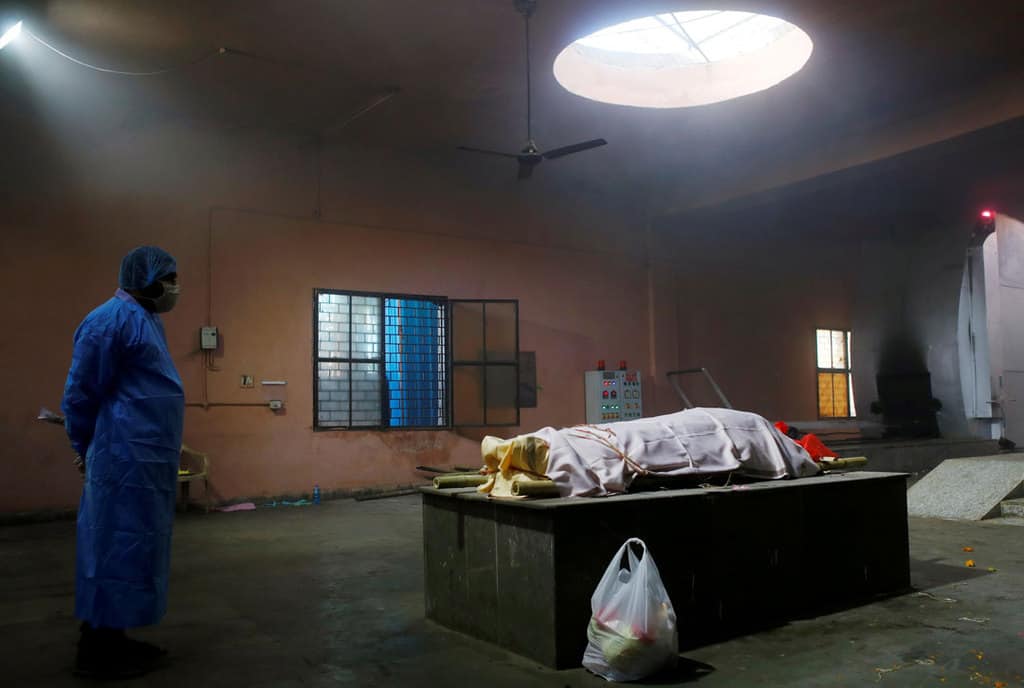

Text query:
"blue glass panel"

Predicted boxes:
[[384, 298, 446, 427]]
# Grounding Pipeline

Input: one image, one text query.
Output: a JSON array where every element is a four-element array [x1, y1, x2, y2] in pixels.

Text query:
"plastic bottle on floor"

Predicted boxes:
[[313, 484, 321, 505]]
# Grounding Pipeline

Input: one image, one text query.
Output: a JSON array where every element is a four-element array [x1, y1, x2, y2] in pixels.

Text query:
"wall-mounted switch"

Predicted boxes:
[[200, 326, 218, 350]]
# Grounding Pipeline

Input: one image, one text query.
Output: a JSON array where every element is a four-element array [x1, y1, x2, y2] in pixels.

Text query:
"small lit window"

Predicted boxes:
[[816, 329, 855, 418]]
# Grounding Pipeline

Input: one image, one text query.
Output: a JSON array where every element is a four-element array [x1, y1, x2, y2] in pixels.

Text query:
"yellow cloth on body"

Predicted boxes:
[[478, 434, 550, 498]]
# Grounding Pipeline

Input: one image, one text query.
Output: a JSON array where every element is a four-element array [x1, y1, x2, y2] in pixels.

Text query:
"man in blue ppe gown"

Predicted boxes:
[[62, 246, 185, 679]]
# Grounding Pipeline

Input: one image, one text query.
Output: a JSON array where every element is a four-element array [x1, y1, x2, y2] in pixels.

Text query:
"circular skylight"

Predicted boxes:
[[553, 10, 813, 108]]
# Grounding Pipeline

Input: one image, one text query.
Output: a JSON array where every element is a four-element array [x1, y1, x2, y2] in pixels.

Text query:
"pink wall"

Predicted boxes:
[[0, 122, 684, 512], [1, 114, 881, 515], [659, 213, 854, 423], [186, 209, 661, 502], [675, 264, 852, 421]]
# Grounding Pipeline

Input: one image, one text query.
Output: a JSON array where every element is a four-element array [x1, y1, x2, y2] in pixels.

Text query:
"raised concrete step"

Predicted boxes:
[[1000, 497, 1024, 519], [831, 438, 1001, 475], [907, 453, 1024, 520]]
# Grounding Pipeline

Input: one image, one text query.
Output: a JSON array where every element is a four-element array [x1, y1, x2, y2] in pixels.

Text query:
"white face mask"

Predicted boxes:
[[150, 280, 181, 313]]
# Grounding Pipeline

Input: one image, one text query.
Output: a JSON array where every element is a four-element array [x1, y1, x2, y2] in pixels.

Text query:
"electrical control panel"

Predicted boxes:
[[584, 370, 643, 424], [200, 326, 218, 350]]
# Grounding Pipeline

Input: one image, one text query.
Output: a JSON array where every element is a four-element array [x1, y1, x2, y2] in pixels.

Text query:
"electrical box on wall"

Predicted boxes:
[[200, 326, 218, 350], [585, 370, 643, 424]]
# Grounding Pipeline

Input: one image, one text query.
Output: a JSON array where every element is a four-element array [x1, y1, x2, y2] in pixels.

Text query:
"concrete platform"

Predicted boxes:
[[422, 472, 911, 668], [907, 454, 1024, 520], [2, 493, 1022, 687], [829, 437, 1001, 474]]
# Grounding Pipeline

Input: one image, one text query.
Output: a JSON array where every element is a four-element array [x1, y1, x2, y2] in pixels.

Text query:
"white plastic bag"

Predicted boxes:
[[582, 538, 678, 682]]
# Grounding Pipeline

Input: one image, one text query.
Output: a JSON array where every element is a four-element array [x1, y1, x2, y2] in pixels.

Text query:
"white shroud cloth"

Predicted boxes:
[[533, 408, 819, 498]]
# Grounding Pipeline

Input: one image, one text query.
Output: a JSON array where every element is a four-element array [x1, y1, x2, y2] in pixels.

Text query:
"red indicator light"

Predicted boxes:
[[981, 210, 994, 219]]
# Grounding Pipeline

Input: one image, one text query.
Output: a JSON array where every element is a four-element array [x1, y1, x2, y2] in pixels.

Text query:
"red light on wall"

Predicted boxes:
[[981, 210, 994, 219]]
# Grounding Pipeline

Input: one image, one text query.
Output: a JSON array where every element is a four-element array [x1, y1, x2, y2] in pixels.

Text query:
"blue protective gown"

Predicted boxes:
[[62, 289, 184, 629]]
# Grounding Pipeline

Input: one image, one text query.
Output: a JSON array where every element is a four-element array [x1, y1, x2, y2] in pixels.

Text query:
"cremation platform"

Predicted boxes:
[[421, 471, 909, 669]]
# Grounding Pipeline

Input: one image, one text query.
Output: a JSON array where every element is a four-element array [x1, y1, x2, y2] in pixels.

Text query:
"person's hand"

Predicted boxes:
[[73, 455, 85, 476]]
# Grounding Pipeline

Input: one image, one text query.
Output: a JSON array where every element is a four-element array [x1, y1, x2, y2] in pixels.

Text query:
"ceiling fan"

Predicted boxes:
[[457, 0, 607, 180]]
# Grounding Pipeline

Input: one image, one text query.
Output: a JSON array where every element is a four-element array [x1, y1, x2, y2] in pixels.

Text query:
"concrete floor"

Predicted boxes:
[[1, 495, 1022, 687]]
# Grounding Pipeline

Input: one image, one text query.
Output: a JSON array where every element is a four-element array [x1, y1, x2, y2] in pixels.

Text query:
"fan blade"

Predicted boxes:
[[542, 138, 608, 160], [517, 159, 536, 180], [457, 145, 520, 159]]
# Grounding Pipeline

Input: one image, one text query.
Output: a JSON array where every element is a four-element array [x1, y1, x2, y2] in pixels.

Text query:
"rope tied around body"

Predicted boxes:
[[568, 424, 649, 477]]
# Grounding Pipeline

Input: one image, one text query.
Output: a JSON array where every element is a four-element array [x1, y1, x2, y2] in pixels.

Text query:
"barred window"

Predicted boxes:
[[314, 290, 518, 430], [816, 328, 856, 419]]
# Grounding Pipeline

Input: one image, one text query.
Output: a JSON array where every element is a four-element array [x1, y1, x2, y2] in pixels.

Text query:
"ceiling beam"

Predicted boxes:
[[658, 67, 1024, 217]]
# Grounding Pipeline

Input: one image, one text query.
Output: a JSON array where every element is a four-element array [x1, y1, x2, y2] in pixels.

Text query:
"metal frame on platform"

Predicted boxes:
[[666, 367, 733, 409]]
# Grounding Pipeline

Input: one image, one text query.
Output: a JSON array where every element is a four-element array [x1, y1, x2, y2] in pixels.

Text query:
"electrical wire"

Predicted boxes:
[[201, 349, 209, 407], [24, 28, 223, 76]]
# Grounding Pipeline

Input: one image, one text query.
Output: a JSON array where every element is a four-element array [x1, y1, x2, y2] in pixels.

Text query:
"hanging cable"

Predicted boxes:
[[24, 27, 223, 76]]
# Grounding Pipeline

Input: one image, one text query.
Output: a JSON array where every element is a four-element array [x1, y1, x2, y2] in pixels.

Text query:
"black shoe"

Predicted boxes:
[[74, 645, 157, 679], [75, 625, 159, 679], [121, 635, 168, 662]]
